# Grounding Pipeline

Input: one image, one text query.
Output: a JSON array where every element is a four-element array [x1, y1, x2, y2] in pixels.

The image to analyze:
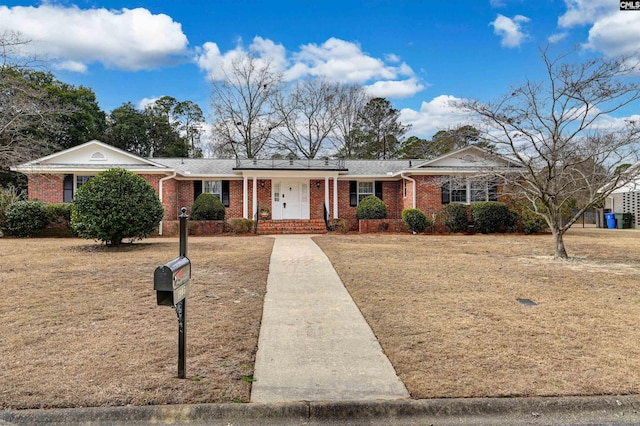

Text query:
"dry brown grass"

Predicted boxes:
[[0, 236, 273, 410], [314, 228, 640, 399]]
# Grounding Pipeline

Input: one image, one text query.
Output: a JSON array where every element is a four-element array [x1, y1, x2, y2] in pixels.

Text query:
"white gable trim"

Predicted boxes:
[[415, 145, 521, 169], [17, 140, 166, 168]]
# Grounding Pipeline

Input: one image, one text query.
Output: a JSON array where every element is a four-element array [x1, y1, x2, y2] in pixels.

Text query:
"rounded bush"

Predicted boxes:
[[355, 195, 387, 220], [71, 168, 164, 246], [471, 202, 518, 233], [402, 208, 432, 234], [6, 200, 48, 237], [191, 193, 225, 220], [0, 185, 25, 234], [442, 203, 469, 233], [520, 208, 549, 234]]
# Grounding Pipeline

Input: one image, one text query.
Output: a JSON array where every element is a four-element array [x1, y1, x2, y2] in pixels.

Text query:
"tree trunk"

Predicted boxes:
[[552, 228, 569, 259]]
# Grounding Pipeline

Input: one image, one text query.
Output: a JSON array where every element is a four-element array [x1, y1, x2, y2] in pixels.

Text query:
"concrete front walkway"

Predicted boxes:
[[251, 235, 409, 403]]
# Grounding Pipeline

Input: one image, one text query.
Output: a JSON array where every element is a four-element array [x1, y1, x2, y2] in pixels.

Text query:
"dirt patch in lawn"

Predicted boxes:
[[314, 228, 640, 399], [0, 236, 273, 410]]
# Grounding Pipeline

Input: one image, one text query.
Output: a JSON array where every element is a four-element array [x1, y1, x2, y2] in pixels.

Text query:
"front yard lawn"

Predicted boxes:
[[0, 236, 273, 410], [314, 228, 640, 399]]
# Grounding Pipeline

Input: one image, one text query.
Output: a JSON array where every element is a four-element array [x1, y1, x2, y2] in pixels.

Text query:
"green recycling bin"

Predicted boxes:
[[615, 213, 632, 229]]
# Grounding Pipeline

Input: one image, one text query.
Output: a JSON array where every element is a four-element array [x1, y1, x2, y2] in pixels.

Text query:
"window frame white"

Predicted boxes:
[[203, 180, 222, 201], [448, 177, 492, 204], [357, 181, 374, 203]]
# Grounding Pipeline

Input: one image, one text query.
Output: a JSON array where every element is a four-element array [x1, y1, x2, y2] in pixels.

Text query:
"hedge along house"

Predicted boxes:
[[12, 140, 521, 235]]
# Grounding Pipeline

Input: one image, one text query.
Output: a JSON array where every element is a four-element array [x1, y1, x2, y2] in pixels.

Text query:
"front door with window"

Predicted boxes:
[[272, 179, 309, 220]]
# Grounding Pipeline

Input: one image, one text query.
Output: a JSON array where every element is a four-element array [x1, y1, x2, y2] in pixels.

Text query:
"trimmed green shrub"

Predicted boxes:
[[520, 207, 549, 234], [6, 200, 48, 237], [43, 203, 72, 223], [471, 202, 518, 234], [227, 218, 253, 234], [71, 168, 164, 246], [402, 208, 432, 234], [355, 195, 387, 220], [442, 203, 469, 233], [39, 203, 74, 237], [191, 193, 225, 220], [0, 185, 25, 235]]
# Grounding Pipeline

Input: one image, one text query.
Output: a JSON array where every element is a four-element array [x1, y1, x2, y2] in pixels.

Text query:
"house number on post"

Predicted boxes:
[[153, 207, 191, 379]]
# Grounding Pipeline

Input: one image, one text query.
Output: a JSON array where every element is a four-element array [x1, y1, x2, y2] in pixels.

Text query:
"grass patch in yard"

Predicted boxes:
[[0, 236, 273, 410], [314, 228, 640, 399]]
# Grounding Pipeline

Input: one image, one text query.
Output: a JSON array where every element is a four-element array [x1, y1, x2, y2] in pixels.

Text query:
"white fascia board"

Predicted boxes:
[[17, 140, 164, 168], [239, 170, 341, 179], [12, 165, 175, 175]]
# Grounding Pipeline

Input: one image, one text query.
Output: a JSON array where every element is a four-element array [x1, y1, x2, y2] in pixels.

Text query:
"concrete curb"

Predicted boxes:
[[2, 395, 640, 425]]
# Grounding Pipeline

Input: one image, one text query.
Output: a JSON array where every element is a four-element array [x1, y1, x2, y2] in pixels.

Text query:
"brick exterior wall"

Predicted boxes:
[[28, 174, 65, 203], [413, 175, 446, 219], [26, 172, 451, 230]]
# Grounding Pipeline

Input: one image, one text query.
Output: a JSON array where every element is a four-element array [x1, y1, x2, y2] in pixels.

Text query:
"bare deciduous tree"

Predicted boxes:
[[331, 84, 370, 158], [459, 48, 640, 259], [209, 55, 282, 159], [1, 32, 66, 170], [272, 79, 340, 159]]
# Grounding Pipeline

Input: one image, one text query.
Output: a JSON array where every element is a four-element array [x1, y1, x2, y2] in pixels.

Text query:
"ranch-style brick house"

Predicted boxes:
[[12, 140, 520, 234]]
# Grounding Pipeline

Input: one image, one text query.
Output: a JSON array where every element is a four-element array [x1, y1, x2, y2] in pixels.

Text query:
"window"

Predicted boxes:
[[196, 180, 230, 207], [450, 178, 467, 203], [76, 175, 94, 191], [203, 180, 222, 200], [470, 180, 487, 202], [442, 176, 498, 204], [349, 181, 384, 206], [358, 181, 374, 203], [63, 174, 94, 203]]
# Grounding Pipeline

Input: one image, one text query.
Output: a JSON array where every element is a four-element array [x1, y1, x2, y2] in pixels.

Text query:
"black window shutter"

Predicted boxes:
[[375, 181, 383, 200], [488, 179, 498, 201], [63, 174, 73, 203], [349, 181, 358, 207], [221, 180, 230, 207], [441, 179, 450, 204], [194, 181, 202, 201]]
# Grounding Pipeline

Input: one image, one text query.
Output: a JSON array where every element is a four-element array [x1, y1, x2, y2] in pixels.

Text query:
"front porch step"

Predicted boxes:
[[257, 219, 327, 235]]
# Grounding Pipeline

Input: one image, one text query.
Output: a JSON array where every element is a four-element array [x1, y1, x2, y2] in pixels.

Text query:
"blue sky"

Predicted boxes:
[[1, 0, 638, 138]]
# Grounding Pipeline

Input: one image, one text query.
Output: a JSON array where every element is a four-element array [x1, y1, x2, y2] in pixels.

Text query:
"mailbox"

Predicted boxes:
[[154, 256, 191, 306]]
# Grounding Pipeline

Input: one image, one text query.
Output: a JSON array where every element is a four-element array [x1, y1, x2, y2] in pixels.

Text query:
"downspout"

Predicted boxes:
[[401, 172, 416, 209], [158, 172, 177, 236]]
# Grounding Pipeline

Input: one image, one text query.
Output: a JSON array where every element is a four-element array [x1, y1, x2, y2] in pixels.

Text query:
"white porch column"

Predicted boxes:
[[252, 177, 257, 219], [333, 177, 339, 218], [243, 176, 248, 218], [324, 177, 330, 218]]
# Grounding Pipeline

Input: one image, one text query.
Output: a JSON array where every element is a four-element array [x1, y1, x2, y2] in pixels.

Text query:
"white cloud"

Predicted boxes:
[[558, 0, 612, 28], [0, 4, 189, 71], [195, 37, 287, 81], [557, 1, 640, 60], [196, 36, 425, 98], [289, 38, 401, 83], [489, 0, 506, 8], [365, 78, 425, 99], [548, 32, 568, 44], [585, 13, 640, 58], [138, 97, 161, 110], [385, 53, 401, 63], [490, 14, 530, 48], [53, 60, 88, 73], [399, 95, 474, 139]]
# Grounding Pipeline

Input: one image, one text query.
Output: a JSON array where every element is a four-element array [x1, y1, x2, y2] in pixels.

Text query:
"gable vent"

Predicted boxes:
[[461, 154, 475, 162], [90, 151, 107, 161]]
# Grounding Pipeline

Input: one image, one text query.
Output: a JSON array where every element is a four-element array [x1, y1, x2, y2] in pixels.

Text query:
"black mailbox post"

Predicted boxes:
[[154, 207, 190, 379]]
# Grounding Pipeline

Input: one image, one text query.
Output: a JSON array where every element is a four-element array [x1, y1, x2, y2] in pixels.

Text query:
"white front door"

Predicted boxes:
[[272, 179, 309, 220]]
